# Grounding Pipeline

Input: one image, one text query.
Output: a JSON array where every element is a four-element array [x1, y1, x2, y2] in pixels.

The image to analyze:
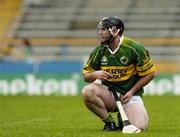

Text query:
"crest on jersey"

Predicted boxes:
[[120, 56, 128, 65], [101, 56, 107, 65]]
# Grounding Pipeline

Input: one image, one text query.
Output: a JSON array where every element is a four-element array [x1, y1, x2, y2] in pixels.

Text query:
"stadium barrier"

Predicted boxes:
[[0, 61, 82, 73], [0, 73, 180, 95], [0, 61, 180, 95]]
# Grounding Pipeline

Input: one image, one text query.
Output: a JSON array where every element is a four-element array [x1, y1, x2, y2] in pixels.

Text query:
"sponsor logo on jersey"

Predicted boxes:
[[120, 56, 128, 65], [101, 56, 107, 65], [101, 65, 136, 82]]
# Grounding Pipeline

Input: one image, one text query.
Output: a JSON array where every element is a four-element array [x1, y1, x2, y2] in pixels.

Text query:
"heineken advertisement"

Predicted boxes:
[[0, 73, 85, 95], [0, 73, 180, 95]]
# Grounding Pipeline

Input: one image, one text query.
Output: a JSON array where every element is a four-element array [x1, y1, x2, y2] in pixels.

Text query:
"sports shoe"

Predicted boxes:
[[117, 112, 123, 130], [103, 122, 117, 131]]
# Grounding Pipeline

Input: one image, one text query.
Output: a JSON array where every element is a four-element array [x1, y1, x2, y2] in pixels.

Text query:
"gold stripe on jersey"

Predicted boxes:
[[137, 60, 155, 76], [101, 64, 137, 82], [82, 64, 95, 74], [138, 65, 155, 76], [136, 59, 153, 72]]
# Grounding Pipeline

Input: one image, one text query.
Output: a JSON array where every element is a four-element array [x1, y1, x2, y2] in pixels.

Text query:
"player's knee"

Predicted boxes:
[[82, 85, 96, 100]]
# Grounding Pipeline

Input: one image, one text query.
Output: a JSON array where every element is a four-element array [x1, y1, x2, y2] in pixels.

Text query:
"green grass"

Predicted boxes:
[[0, 96, 180, 137]]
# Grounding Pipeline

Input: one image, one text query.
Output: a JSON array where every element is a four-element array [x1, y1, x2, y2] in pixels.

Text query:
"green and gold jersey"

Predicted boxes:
[[82, 36, 155, 95]]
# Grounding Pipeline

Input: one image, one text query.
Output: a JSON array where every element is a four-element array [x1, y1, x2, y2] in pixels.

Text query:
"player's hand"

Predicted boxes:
[[121, 91, 133, 103], [92, 70, 112, 80]]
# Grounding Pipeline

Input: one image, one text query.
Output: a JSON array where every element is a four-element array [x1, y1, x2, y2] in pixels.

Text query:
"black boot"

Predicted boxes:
[[103, 122, 117, 131]]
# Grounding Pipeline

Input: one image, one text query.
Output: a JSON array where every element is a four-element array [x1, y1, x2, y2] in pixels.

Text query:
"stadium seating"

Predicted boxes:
[[0, 0, 22, 58], [0, 0, 22, 37], [1, 0, 180, 73], [13, 0, 180, 38]]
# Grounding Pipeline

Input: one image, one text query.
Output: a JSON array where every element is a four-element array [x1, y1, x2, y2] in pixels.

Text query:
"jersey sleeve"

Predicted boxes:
[[82, 46, 102, 74], [135, 46, 155, 76]]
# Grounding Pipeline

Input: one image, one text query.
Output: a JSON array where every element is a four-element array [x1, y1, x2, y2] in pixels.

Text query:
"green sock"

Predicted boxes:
[[103, 114, 114, 123]]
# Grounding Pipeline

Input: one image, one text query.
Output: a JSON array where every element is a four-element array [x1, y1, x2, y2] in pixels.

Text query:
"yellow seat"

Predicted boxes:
[[0, 0, 22, 37]]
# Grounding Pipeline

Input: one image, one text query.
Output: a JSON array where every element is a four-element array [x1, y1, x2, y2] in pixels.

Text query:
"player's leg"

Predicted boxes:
[[82, 83, 115, 118], [82, 83, 116, 130], [123, 98, 149, 130]]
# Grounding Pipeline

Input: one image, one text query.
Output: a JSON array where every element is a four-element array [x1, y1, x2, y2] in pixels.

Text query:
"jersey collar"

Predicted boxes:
[[107, 35, 124, 54]]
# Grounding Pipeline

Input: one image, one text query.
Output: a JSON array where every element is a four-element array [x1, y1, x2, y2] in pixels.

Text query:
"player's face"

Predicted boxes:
[[98, 28, 112, 44]]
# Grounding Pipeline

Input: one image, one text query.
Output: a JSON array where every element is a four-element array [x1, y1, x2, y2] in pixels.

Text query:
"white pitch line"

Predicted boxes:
[[0, 118, 53, 128]]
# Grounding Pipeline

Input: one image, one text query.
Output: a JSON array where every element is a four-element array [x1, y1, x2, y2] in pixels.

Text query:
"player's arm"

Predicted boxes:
[[83, 71, 112, 83], [82, 46, 112, 83], [122, 46, 156, 102], [130, 70, 156, 94], [121, 71, 156, 102]]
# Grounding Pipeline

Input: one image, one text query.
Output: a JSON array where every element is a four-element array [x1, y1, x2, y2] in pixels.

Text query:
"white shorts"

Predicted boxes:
[[101, 84, 144, 110], [112, 92, 144, 109], [121, 95, 144, 108]]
